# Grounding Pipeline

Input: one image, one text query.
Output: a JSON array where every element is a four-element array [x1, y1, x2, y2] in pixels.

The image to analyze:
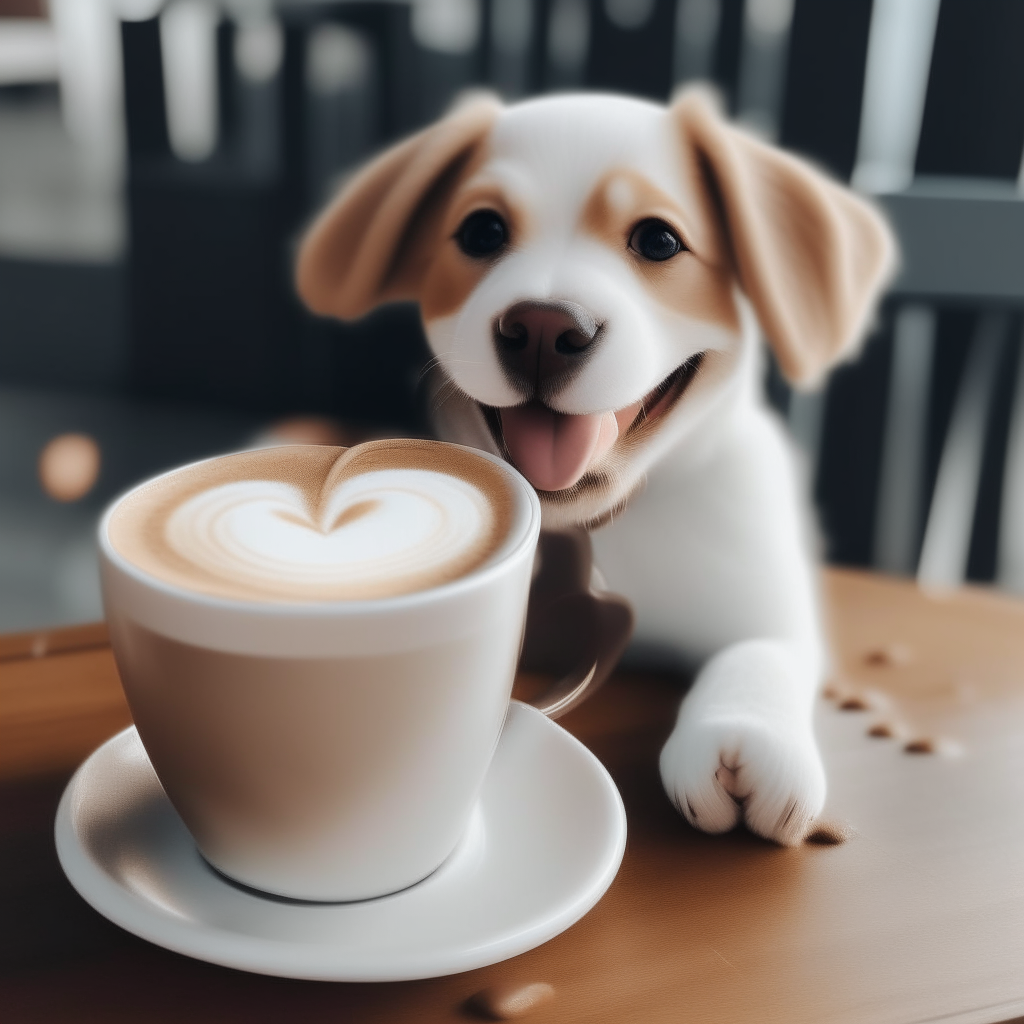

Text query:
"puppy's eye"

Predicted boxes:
[[456, 210, 508, 257], [630, 219, 684, 261]]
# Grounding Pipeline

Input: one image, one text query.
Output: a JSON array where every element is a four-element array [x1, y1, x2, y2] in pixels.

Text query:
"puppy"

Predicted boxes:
[[296, 89, 895, 846]]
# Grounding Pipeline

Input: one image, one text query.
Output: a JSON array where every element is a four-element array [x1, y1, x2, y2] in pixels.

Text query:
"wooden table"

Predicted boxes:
[[4, 570, 1024, 1024]]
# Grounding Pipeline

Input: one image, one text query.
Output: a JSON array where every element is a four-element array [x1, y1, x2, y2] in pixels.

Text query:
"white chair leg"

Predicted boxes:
[[672, 0, 721, 86], [997, 326, 1024, 594], [918, 311, 1008, 590], [786, 388, 826, 485], [851, 0, 941, 193], [873, 303, 935, 574], [735, 0, 795, 140]]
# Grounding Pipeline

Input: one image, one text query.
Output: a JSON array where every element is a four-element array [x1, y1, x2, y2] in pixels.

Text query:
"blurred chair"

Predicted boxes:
[[692, 0, 1024, 597], [819, 0, 1024, 595], [117, 0, 1024, 595], [121, 1, 427, 425]]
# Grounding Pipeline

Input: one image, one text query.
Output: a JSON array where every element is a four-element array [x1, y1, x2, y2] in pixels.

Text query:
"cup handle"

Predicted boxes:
[[529, 659, 598, 720], [520, 529, 634, 721]]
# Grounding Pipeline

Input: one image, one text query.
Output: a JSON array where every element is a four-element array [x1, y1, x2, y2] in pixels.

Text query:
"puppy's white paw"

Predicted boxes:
[[659, 640, 826, 846]]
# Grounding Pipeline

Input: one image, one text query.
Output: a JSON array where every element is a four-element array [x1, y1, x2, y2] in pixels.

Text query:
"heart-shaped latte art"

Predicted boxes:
[[109, 441, 515, 602], [165, 470, 494, 600]]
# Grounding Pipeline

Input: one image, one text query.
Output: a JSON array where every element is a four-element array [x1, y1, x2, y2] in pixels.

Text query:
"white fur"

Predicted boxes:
[[424, 94, 830, 845], [591, 319, 827, 844]]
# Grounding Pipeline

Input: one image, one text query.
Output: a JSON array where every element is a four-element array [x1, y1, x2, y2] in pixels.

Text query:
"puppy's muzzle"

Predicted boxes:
[[494, 300, 602, 401]]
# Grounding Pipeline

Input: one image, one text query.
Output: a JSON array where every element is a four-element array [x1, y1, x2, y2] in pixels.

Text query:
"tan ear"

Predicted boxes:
[[673, 88, 897, 386], [296, 96, 502, 320]]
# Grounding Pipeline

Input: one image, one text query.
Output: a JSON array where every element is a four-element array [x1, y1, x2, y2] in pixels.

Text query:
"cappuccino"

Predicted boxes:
[[107, 440, 515, 603], [99, 440, 541, 901]]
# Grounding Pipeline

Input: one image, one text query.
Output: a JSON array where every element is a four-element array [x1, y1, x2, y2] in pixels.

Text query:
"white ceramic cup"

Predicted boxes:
[[99, 443, 542, 902]]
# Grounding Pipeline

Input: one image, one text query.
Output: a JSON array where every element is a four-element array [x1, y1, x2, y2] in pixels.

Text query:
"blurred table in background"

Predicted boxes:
[[0, 384, 263, 635], [4, 569, 1024, 1024]]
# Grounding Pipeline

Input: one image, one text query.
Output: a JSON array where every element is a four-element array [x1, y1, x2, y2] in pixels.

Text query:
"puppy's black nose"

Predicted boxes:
[[495, 300, 600, 396]]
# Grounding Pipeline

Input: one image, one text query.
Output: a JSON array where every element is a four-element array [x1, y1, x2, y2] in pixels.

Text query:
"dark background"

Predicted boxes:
[[2, 0, 1023, 631]]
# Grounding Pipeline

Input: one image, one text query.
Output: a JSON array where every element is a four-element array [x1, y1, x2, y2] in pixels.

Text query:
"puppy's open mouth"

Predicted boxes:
[[484, 352, 704, 492]]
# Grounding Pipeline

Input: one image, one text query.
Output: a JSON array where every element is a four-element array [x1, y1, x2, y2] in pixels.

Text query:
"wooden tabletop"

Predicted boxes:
[[4, 569, 1024, 1024]]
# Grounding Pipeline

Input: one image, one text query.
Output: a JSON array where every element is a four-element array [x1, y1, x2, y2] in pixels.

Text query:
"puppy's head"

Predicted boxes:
[[297, 89, 895, 527]]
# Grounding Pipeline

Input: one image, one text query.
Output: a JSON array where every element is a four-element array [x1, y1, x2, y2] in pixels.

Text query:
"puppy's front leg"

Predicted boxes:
[[592, 402, 829, 845], [659, 638, 825, 846]]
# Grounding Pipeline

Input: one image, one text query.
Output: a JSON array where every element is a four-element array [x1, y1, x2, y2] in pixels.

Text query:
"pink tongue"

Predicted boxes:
[[500, 406, 617, 491]]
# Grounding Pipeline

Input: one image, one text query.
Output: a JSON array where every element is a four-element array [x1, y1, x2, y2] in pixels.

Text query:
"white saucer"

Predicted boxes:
[[54, 701, 626, 981]]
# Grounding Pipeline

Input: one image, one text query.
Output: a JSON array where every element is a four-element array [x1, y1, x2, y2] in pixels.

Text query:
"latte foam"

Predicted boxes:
[[107, 441, 516, 602]]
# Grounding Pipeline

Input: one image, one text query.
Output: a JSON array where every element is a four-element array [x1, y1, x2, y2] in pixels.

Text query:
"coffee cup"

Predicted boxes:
[[98, 439, 616, 902]]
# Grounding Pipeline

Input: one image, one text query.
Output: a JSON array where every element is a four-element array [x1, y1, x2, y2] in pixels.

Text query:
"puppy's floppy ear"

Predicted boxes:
[[673, 88, 896, 386], [297, 95, 501, 320]]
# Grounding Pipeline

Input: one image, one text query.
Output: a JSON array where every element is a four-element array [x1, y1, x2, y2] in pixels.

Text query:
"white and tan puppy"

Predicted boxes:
[[297, 89, 895, 846]]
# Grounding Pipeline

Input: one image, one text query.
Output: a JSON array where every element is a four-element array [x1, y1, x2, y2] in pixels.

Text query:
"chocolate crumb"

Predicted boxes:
[[864, 643, 913, 668], [469, 982, 556, 1020], [867, 721, 899, 738], [805, 821, 855, 845], [904, 738, 936, 754], [839, 696, 871, 711]]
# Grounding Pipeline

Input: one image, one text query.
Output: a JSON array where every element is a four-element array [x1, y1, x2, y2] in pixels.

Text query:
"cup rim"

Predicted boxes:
[[98, 441, 542, 617]]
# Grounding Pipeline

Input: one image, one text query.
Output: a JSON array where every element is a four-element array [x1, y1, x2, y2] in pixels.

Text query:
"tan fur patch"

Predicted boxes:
[[580, 168, 740, 333], [419, 181, 531, 323], [382, 143, 492, 313], [672, 87, 897, 385], [296, 97, 502, 321]]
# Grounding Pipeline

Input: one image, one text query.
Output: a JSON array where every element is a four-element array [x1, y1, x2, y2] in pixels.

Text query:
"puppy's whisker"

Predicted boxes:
[[429, 384, 464, 415], [433, 358, 494, 371], [415, 355, 446, 388], [425, 373, 481, 420]]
